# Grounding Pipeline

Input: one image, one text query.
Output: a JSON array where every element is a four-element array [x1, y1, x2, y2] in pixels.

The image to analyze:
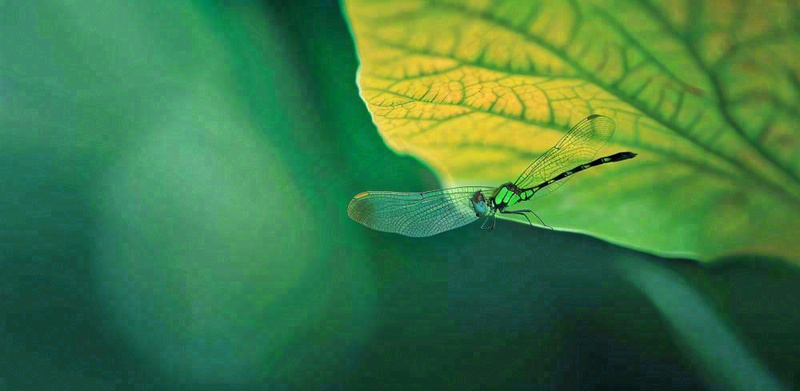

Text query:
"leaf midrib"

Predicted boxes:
[[589, 5, 709, 100]]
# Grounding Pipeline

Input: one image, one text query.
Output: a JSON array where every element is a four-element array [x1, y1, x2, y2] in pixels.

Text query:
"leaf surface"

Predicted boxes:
[[344, 0, 800, 262]]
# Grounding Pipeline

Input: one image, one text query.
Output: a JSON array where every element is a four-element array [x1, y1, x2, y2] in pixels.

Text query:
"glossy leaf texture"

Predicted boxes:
[[343, 0, 800, 262]]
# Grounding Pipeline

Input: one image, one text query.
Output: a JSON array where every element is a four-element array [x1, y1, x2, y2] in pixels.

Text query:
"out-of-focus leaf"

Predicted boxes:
[[0, 1, 377, 386], [343, 0, 800, 262]]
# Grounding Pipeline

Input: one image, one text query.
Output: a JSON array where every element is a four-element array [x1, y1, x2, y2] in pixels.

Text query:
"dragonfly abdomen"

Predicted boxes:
[[530, 151, 637, 193]]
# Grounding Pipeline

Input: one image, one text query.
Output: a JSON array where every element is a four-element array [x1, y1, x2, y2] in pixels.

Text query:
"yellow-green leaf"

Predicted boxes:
[[343, 0, 800, 262]]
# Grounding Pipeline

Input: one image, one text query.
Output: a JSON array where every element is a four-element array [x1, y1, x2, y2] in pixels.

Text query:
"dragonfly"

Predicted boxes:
[[347, 114, 637, 237]]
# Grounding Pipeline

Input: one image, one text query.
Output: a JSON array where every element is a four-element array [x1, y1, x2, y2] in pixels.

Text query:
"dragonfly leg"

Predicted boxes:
[[501, 209, 554, 230], [480, 212, 496, 231]]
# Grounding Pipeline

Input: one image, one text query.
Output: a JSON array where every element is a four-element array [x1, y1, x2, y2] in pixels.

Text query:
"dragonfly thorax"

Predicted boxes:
[[470, 190, 490, 217], [490, 182, 522, 211]]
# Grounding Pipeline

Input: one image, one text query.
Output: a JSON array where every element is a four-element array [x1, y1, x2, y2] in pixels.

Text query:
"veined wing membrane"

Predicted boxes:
[[513, 114, 615, 198], [347, 186, 494, 237]]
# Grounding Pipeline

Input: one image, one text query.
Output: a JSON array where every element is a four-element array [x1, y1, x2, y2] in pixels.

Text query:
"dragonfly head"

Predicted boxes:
[[470, 190, 489, 217]]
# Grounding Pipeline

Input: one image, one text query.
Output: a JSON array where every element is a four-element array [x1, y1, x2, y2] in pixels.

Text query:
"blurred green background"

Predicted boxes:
[[0, 1, 798, 390]]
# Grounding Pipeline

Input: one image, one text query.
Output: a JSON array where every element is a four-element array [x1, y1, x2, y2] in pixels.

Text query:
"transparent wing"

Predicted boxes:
[[513, 114, 615, 198], [347, 186, 495, 237]]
